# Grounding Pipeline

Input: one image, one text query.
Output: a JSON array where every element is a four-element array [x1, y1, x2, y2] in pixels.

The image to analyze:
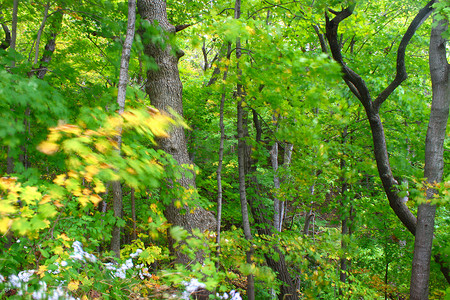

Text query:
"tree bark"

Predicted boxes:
[[410, 11, 449, 299], [137, 0, 216, 263]]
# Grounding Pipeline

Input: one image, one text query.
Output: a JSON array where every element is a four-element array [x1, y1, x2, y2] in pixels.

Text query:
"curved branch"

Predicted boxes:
[[0, 22, 11, 49], [374, 0, 435, 110], [325, 6, 373, 111]]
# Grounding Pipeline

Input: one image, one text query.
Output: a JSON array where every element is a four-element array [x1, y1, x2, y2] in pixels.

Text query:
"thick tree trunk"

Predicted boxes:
[[137, 0, 215, 263], [410, 13, 449, 299]]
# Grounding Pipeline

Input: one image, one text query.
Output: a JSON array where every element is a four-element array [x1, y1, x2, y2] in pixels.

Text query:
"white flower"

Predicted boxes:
[[0, 274, 4, 282], [114, 269, 126, 279], [70, 252, 84, 261], [124, 258, 133, 269], [85, 253, 97, 263], [9, 274, 21, 288], [181, 278, 206, 300], [18, 270, 34, 283], [130, 249, 143, 258], [60, 261, 68, 267]]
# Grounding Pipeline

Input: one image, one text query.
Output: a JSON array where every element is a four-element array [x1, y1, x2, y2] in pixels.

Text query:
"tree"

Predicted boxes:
[[324, 0, 450, 289], [410, 3, 450, 298], [137, 0, 216, 263], [111, 0, 136, 258]]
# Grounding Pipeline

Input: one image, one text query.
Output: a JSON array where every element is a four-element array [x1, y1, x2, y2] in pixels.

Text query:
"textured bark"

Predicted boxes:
[[410, 13, 449, 299], [138, 0, 216, 263], [111, 0, 136, 258]]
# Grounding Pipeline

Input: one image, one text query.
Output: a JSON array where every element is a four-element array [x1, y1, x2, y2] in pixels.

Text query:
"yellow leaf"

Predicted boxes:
[[245, 25, 256, 35], [90, 194, 102, 205], [39, 195, 52, 205], [38, 141, 59, 155], [68, 280, 80, 291], [57, 124, 82, 135], [53, 174, 66, 186], [37, 265, 48, 277], [58, 233, 71, 241], [0, 200, 16, 214], [93, 181, 106, 193], [0, 217, 12, 233]]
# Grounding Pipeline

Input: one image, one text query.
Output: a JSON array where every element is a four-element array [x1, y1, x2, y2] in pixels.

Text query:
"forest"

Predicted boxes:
[[0, 0, 449, 299]]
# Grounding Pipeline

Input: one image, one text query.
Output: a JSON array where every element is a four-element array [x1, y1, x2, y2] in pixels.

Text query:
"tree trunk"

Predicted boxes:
[[32, 1, 50, 65], [111, 0, 136, 258], [339, 127, 350, 293], [137, 0, 215, 263], [6, 0, 19, 174], [216, 43, 231, 267], [131, 188, 137, 241], [247, 113, 297, 299], [234, 2, 254, 297], [410, 12, 449, 299]]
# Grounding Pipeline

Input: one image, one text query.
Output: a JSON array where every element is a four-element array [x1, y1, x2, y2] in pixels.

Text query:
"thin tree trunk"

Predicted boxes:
[[339, 127, 350, 293], [410, 12, 449, 299], [111, 0, 136, 258], [216, 43, 231, 267], [32, 1, 50, 65], [131, 188, 137, 241], [271, 131, 282, 232], [6, 0, 19, 174]]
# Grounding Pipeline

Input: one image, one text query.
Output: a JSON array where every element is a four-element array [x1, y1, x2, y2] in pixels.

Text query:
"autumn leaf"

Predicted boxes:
[[68, 280, 80, 291], [38, 141, 59, 155], [37, 265, 48, 278], [0, 217, 12, 233]]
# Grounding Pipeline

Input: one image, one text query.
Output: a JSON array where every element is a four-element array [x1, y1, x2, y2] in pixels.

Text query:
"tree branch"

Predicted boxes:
[[374, 0, 435, 111]]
